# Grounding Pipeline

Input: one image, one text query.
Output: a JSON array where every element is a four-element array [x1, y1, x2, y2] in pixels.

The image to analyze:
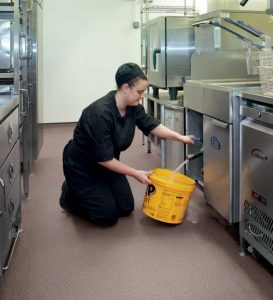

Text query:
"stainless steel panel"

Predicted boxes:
[[240, 119, 273, 264], [164, 106, 185, 170], [6, 170, 20, 224], [241, 120, 273, 207], [184, 82, 204, 113], [0, 199, 11, 272], [166, 17, 195, 87], [0, 140, 19, 199], [28, 1, 43, 159], [203, 115, 232, 222], [147, 17, 165, 88], [203, 87, 230, 122], [0, 173, 20, 274], [0, 94, 19, 124], [185, 108, 203, 181], [0, 19, 12, 70], [240, 105, 273, 125], [0, 107, 19, 168], [191, 51, 252, 81]]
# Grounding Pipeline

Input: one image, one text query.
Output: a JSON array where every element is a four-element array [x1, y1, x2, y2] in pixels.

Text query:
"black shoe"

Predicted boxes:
[[59, 181, 75, 214]]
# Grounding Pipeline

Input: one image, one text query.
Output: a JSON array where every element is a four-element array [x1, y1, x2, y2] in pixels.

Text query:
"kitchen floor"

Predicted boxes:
[[1, 123, 273, 300]]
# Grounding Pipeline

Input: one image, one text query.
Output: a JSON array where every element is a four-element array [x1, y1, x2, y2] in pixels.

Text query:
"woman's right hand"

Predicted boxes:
[[133, 170, 152, 184]]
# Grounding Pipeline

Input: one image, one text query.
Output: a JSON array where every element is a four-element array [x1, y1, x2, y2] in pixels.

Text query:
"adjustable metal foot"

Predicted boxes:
[[2, 228, 23, 271]]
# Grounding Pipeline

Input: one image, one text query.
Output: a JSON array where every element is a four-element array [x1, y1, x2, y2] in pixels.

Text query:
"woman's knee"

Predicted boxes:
[[85, 209, 119, 227], [119, 206, 134, 217]]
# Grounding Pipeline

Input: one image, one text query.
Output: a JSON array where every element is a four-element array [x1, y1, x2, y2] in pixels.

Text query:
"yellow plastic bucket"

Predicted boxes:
[[142, 168, 196, 224]]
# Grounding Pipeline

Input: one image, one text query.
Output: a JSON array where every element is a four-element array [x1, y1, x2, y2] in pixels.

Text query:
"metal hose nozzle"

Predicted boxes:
[[240, 0, 249, 6], [186, 147, 204, 161]]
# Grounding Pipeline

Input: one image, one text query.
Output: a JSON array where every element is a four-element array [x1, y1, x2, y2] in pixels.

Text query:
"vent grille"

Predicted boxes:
[[243, 200, 273, 254]]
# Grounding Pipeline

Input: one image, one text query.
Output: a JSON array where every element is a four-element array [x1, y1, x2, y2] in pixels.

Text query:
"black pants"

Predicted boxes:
[[60, 140, 134, 226], [59, 174, 134, 226]]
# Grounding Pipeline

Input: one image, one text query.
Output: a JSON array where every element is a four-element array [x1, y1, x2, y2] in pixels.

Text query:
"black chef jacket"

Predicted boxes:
[[63, 90, 160, 181]]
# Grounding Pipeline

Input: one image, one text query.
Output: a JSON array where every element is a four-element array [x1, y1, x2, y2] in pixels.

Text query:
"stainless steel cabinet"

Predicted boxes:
[[0, 106, 21, 286], [240, 101, 273, 266], [163, 106, 185, 170], [0, 142, 20, 272], [184, 82, 241, 223], [0, 106, 19, 166], [185, 108, 203, 182]]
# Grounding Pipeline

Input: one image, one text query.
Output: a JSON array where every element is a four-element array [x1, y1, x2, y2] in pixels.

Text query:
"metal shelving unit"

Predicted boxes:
[[140, 1, 197, 168]]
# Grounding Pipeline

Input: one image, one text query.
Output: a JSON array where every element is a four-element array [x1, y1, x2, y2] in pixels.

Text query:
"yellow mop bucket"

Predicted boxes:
[[142, 168, 196, 224]]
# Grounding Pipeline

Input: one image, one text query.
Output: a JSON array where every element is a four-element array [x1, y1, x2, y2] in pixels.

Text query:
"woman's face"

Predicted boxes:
[[124, 79, 149, 106]]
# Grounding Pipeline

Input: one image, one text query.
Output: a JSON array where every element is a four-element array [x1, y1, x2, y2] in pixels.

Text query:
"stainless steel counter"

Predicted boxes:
[[184, 79, 273, 224], [240, 88, 273, 105], [0, 94, 19, 122], [186, 79, 273, 105], [145, 93, 184, 110]]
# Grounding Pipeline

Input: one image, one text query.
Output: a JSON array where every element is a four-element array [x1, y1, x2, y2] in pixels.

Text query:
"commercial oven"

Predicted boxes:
[[0, 1, 20, 92], [0, 1, 14, 4], [240, 96, 273, 265], [0, 18, 13, 74], [146, 16, 195, 99]]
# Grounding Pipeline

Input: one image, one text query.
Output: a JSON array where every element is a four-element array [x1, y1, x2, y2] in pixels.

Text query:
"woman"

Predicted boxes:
[[60, 62, 194, 226]]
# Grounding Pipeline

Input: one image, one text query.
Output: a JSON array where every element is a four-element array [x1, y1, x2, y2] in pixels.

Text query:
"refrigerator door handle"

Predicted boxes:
[[27, 0, 33, 11], [19, 33, 28, 60], [152, 48, 161, 70], [211, 118, 228, 129], [20, 88, 30, 122], [0, 178, 6, 215]]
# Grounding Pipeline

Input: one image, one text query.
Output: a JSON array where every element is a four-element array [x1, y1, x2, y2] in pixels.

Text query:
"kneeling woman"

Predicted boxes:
[[60, 62, 194, 226]]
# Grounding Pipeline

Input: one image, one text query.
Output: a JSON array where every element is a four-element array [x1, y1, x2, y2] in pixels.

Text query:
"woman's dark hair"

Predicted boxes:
[[120, 73, 148, 89], [115, 63, 148, 89]]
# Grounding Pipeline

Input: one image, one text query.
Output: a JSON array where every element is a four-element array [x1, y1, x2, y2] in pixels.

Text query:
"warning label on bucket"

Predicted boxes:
[[160, 191, 175, 210]]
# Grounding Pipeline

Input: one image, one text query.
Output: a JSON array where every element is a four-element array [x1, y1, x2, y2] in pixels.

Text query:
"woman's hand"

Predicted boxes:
[[180, 135, 196, 144], [133, 170, 152, 184], [98, 159, 153, 184], [151, 125, 196, 145]]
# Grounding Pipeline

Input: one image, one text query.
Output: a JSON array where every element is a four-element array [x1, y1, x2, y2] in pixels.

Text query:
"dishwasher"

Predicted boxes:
[[240, 98, 273, 265]]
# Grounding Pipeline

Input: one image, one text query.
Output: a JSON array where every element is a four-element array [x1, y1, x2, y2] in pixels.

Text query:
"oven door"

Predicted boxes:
[[0, 1, 13, 4], [0, 19, 12, 71], [147, 17, 166, 88]]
